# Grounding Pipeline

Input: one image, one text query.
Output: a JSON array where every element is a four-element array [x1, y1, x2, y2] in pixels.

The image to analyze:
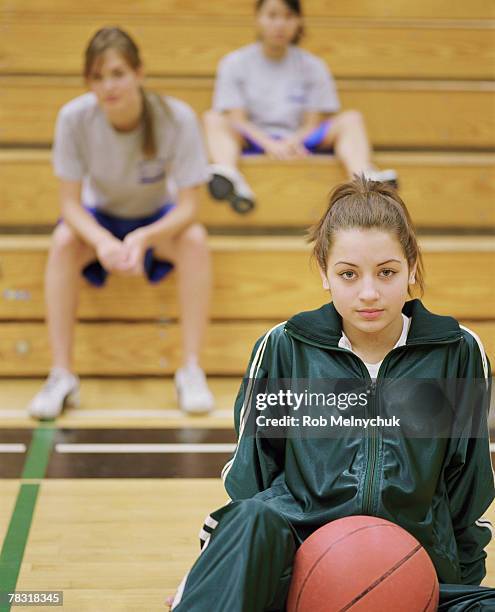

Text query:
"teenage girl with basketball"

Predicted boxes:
[[28, 27, 215, 418], [169, 177, 495, 610], [204, 0, 397, 213]]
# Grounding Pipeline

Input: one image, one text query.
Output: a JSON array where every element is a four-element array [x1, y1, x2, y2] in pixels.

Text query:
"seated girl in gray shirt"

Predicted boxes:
[[204, 0, 397, 213], [28, 27, 215, 419]]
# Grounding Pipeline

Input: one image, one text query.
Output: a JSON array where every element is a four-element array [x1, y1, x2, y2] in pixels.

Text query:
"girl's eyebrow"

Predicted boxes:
[[334, 258, 402, 267], [377, 258, 402, 266]]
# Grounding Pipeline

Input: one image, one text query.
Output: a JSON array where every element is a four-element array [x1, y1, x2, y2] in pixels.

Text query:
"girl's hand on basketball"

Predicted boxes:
[[122, 228, 148, 275], [96, 236, 129, 272]]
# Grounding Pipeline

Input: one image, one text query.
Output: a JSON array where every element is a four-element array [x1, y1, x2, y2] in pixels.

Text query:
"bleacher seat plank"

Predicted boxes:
[[0, 319, 493, 376], [1, 20, 493, 79], [1, 150, 493, 229], [0, 320, 269, 376], [0, 236, 493, 321], [1, 76, 493, 148], [200, 153, 495, 229], [6, 0, 494, 20]]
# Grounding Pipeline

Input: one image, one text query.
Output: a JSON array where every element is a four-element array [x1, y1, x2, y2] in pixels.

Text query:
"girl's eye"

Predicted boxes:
[[112, 70, 124, 78], [379, 269, 396, 278], [91, 74, 102, 81], [340, 271, 356, 280]]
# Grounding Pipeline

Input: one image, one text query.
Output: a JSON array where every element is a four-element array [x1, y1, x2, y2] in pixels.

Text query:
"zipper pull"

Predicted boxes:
[[367, 381, 376, 396]]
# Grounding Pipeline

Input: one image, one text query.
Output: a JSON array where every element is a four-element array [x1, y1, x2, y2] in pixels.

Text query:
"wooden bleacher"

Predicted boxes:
[[0, 0, 494, 383], [0, 234, 494, 375], [2, 318, 495, 376], [1, 76, 494, 148], [0, 235, 494, 320], [1, 151, 494, 229], [2, 0, 494, 19], [2, 11, 493, 79]]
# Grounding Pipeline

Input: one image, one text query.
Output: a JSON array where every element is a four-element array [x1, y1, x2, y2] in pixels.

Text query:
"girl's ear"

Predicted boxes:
[[409, 261, 418, 285], [319, 267, 330, 290]]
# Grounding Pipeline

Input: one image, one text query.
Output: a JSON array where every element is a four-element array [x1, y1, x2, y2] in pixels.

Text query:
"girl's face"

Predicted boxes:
[[86, 48, 143, 115], [321, 228, 417, 337], [256, 0, 301, 49]]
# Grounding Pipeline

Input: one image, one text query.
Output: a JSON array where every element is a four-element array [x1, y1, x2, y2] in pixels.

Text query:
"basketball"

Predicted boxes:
[[287, 515, 439, 612]]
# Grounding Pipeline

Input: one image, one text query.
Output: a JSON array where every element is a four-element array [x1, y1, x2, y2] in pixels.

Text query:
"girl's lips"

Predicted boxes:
[[357, 309, 384, 320]]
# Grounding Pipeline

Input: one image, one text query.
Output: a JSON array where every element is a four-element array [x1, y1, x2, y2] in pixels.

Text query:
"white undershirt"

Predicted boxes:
[[338, 314, 411, 379]]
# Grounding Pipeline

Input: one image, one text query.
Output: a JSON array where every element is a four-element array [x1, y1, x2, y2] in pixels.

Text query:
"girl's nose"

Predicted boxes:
[[358, 280, 380, 302]]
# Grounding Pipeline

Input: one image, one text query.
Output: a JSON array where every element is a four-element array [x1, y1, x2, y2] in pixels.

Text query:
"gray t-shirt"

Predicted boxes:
[[53, 93, 209, 218], [213, 43, 340, 138]]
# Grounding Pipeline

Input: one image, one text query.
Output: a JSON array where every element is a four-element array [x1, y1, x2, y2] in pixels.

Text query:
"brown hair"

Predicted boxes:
[[308, 176, 425, 296], [84, 27, 169, 158]]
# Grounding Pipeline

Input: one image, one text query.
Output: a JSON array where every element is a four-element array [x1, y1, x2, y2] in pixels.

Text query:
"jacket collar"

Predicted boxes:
[[285, 299, 462, 348]]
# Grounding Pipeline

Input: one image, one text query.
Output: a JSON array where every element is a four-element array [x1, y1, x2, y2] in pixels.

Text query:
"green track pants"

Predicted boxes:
[[172, 499, 495, 611]]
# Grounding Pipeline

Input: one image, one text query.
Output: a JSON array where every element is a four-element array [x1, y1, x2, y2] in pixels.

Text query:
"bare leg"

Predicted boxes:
[[319, 110, 374, 178], [203, 109, 243, 169], [202, 110, 256, 211], [154, 224, 211, 368], [45, 223, 96, 371]]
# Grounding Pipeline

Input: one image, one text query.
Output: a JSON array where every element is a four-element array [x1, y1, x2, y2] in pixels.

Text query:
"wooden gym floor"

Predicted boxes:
[[0, 378, 494, 611]]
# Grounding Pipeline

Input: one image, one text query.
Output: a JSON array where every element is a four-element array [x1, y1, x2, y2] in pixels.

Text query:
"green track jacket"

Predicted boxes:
[[218, 299, 494, 586]]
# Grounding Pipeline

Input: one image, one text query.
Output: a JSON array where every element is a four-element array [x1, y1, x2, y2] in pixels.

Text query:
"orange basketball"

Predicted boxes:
[[287, 515, 439, 612]]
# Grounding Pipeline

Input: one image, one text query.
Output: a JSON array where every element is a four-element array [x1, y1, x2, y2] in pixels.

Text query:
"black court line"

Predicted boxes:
[[1, 428, 495, 479], [48, 428, 236, 479], [0, 430, 33, 478]]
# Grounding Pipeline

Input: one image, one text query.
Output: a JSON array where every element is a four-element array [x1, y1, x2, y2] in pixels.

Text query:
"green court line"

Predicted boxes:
[[21, 427, 55, 480], [0, 427, 55, 612], [0, 485, 39, 612]]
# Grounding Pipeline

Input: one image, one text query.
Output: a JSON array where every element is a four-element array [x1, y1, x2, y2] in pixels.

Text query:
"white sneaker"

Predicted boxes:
[[208, 164, 256, 214], [27, 367, 80, 420], [175, 364, 215, 415], [363, 168, 399, 189]]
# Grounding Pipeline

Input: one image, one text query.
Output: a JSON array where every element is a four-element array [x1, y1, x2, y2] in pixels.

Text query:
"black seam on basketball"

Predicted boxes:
[[339, 544, 422, 611], [422, 579, 437, 612], [295, 523, 400, 611]]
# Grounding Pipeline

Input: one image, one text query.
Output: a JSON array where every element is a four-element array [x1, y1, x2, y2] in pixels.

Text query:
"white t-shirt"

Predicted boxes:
[[338, 314, 412, 379], [213, 43, 340, 138], [53, 93, 210, 218]]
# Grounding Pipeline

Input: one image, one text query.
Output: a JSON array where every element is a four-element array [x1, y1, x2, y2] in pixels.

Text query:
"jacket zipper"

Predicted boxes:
[[286, 329, 463, 517], [358, 337, 462, 516], [363, 379, 377, 515]]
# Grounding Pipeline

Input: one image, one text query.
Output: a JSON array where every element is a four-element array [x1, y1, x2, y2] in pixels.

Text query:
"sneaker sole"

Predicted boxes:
[[28, 387, 80, 421], [208, 174, 234, 201], [228, 194, 256, 215]]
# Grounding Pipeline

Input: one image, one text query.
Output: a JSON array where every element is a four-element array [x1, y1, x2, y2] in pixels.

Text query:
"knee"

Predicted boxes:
[[337, 109, 365, 128], [50, 223, 86, 257], [178, 223, 209, 252], [203, 109, 227, 130], [233, 498, 285, 525], [49, 223, 94, 271]]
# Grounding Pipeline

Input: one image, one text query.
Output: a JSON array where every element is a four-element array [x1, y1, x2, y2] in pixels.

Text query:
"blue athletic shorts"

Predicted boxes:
[[80, 204, 175, 287], [242, 120, 333, 155]]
